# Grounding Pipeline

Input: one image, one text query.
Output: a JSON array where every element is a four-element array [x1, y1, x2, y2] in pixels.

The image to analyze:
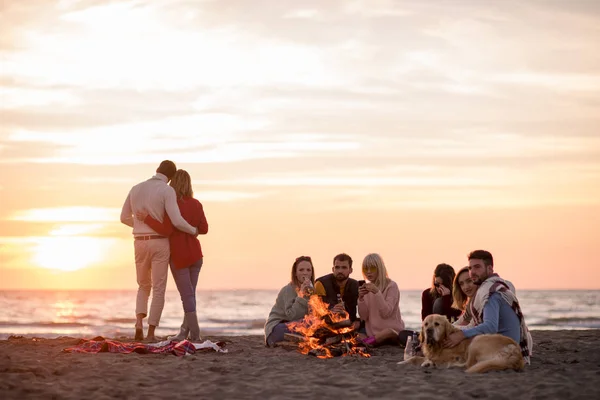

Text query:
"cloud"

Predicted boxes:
[[2, 125, 361, 164], [47, 223, 106, 236], [9, 207, 120, 222], [197, 190, 267, 202], [0, 0, 599, 210], [487, 72, 600, 92]]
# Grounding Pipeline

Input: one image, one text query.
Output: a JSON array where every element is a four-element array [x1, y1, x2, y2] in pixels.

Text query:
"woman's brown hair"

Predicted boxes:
[[291, 256, 315, 288], [429, 263, 456, 299], [170, 169, 193, 199], [452, 266, 470, 311]]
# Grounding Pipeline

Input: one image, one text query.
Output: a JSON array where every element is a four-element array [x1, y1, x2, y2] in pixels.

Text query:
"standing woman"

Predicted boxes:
[[421, 263, 462, 322], [358, 253, 412, 346], [264, 256, 315, 347], [138, 169, 208, 341]]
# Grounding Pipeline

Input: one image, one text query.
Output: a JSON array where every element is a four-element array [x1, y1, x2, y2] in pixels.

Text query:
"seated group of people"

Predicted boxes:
[[264, 250, 532, 363]]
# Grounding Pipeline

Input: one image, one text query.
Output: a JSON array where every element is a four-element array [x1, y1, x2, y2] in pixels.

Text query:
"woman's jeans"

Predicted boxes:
[[267, 322, 292, 346], [170, 258, 203, 313]]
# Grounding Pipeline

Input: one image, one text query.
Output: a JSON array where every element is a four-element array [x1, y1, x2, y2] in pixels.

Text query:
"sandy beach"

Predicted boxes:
[[1, 330, 598, 399]]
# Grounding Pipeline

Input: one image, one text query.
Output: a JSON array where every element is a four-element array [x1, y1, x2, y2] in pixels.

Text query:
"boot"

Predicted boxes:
[[168, 314, 189, 342], [186, 311, 201, 342]]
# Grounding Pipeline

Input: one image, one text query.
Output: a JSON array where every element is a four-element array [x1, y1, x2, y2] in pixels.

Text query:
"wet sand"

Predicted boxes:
[[1, 330, 599, 399]]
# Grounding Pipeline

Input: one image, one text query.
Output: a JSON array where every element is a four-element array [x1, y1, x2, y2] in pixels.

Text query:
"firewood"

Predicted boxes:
[[283, 333, 305, 343], [276, 341, 300, 350], [312, 327, 337, 339], [324, 335, 343, 345]]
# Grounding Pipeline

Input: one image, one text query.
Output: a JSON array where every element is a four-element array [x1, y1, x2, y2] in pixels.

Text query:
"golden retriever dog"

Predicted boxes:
[[399, 314, 524, 373]]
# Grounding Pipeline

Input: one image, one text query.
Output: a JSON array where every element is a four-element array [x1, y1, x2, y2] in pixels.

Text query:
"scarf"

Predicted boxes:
[[469, 274, 533, 364], [453, 301, 476, 329]]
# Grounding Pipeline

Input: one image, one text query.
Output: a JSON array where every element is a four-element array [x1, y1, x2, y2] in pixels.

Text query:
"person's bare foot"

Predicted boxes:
[[145, 325, 157, 342], [134, 323, 144, 341]]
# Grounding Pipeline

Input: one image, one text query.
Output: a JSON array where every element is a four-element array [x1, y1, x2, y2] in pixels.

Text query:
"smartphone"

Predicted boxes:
[[358, 280, 366, 287]]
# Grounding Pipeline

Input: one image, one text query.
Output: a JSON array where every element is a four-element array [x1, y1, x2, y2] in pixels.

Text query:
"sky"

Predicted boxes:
[[1, 0, 599, 291]]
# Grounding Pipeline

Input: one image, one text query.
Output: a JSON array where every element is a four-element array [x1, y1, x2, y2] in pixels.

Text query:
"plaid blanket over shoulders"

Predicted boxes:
[[468, 274, 533, 364]]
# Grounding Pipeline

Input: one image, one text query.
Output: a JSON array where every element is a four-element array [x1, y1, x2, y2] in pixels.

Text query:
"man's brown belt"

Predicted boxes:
[[134, 235, 166, 241]]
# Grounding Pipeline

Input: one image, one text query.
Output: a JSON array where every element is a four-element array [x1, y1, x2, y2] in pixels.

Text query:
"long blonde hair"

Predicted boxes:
[[170, 169, 193, 199], [362, 253, 389, 291]]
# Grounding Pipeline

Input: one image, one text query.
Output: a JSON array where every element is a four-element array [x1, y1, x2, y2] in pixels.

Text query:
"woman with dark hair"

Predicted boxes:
[[421, 263, 462, 322], [264, 256, 315, 347]]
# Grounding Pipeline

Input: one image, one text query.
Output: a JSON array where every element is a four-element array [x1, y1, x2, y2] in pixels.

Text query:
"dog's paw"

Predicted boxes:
[[421, 360, 434, 368], [398, 356, 425, 365]]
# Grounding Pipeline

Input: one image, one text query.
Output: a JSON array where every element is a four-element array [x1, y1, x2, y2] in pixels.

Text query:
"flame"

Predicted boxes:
[[288, 296, 370, 358]]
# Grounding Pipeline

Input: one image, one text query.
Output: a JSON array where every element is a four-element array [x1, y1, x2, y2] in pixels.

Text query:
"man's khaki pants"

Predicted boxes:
[[134, 238, 170, 326]]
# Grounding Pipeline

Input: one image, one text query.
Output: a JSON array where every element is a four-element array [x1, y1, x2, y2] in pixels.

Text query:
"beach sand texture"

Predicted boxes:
[[1, 330, 598, 399]]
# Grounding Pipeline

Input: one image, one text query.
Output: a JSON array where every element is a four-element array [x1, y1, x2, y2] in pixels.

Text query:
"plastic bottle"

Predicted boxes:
[[411, 331, 419, 355], [404, 336, 414, 360], [305, 279, 314, 296]]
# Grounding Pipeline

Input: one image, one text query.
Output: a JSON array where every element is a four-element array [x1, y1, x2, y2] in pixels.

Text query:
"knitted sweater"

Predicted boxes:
[[357, 280, 405, 336], [264, 283, 309, 345]]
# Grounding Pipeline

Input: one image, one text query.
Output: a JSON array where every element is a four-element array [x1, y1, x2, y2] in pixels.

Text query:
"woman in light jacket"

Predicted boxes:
[[264, 256, 315, 347]]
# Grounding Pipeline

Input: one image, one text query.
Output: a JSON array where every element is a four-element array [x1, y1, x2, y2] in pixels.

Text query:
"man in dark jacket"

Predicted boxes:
[[314, 253, 360, 330]]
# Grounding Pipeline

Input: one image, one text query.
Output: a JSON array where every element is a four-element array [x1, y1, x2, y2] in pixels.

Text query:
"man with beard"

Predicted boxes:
[[444, 250, 532, 364], [314, 253, 360, 330]]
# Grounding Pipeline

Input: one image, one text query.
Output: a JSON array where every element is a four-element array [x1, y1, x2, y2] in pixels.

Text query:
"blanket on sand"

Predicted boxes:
[[63, 337, 227, 356]]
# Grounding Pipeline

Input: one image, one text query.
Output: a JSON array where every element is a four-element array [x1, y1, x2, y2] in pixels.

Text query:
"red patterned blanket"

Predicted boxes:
[[63, 337, 225, 356]]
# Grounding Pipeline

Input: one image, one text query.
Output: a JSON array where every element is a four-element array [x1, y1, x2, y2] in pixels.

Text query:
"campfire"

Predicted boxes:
[[285, 296, 370, 359]]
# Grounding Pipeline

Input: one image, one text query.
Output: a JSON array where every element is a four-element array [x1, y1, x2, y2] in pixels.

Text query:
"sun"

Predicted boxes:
[[32, 236, 103, 272]]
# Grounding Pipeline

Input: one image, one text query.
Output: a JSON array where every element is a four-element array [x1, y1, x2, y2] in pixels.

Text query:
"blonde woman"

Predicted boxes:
[[138, 169, 209, 342], [357, 253, 412, 346]]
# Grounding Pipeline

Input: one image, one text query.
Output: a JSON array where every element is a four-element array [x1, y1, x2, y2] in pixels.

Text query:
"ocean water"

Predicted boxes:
[[0, 289, 599, 340]]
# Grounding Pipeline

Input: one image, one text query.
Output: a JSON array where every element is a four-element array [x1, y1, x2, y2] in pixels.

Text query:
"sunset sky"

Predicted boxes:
[[1, 0, 599, 291]]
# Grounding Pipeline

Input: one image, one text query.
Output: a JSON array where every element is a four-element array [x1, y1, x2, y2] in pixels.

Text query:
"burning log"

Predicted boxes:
[[309, 346, 343, 358], [324, 317, 353, 329], [283, 333, 305, 343], [286, 296, 370, 358], [324, 335, 343, 346]]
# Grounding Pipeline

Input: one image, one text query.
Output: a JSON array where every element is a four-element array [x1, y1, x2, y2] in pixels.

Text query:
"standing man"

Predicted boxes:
[[444, 250, 532, 364], [120, 160, 198, 341], [314, 253, 360, 330]]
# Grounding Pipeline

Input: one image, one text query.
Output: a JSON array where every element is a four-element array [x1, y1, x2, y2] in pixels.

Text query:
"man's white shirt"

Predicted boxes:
[[120, 173, 197, 236]]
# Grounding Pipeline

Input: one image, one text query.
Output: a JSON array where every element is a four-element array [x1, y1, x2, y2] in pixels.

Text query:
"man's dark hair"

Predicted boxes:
[[468, 250, 494, 267], [333, 253, 353, 268], [156, 160, 177, 180]]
